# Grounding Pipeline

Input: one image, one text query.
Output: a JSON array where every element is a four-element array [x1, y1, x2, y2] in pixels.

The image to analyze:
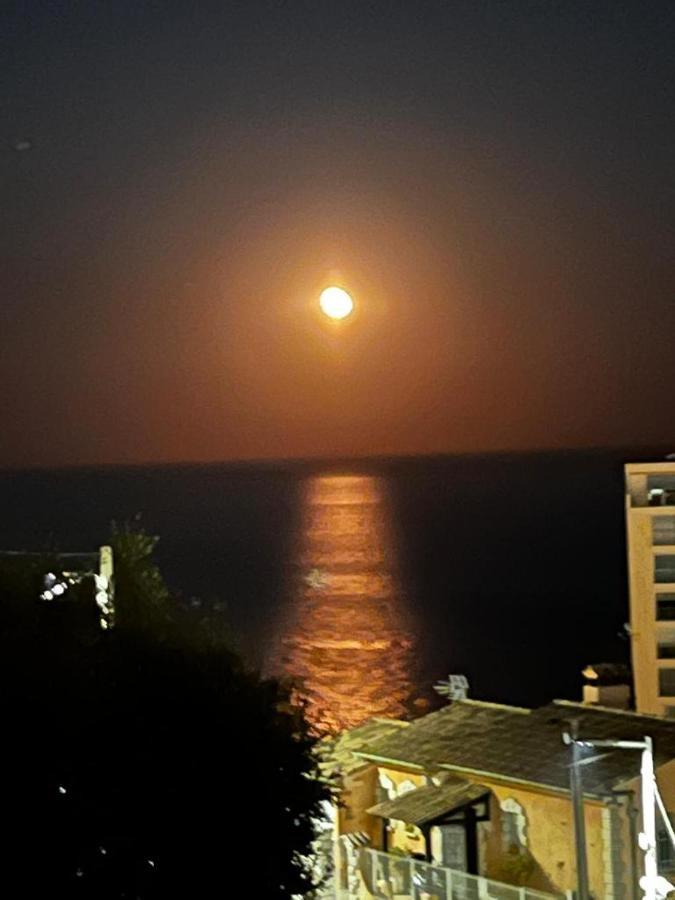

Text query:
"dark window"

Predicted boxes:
[[657, 596, 675, 621], [659, 670, 675, 697], [655, 557, 675, 584], [654, 518, 675, 546], [657, 820, 675, 870], [439, 825, 467, 872], [502, 810, 520, 851], [500, 799, 526, 853]]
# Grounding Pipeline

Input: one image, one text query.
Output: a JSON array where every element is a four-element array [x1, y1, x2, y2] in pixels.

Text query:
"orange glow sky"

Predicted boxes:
[[2, 3, 674, 468]]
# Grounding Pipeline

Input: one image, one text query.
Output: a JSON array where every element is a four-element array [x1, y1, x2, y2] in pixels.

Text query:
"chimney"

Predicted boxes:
[[582, 663, 631, 709]]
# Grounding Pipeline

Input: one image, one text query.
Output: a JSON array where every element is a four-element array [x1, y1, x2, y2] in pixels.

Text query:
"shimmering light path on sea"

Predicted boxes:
[[271, 475, 415, 732]]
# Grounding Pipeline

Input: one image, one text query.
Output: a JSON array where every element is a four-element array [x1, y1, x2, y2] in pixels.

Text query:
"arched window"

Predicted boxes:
[[500, 798, 527, 852]]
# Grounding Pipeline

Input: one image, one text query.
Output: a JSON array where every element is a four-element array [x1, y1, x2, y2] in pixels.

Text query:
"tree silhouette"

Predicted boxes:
[[0, 523, 329, 898]]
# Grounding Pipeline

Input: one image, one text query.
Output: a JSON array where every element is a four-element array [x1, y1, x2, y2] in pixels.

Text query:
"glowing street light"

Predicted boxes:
[[562, 728, 675, 900]]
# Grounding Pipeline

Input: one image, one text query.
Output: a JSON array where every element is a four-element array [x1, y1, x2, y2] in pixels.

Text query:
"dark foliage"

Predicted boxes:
[[1, 524, 328, 898]]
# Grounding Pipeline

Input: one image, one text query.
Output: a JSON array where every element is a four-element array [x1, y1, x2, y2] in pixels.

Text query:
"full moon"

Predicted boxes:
[[319, 286, 354, 320]]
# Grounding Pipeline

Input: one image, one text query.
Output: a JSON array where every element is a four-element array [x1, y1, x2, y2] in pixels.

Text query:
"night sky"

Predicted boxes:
[[2, 1, 674, 468]]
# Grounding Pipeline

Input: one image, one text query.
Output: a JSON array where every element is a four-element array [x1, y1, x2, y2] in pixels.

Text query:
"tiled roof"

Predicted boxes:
[[319, 717, 408, 778], [356, 699, 675, 796], [367, 778, 489, 826]]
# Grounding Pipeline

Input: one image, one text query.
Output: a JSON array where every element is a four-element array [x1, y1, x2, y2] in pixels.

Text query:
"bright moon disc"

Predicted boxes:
[[319, 286, 354, 320]]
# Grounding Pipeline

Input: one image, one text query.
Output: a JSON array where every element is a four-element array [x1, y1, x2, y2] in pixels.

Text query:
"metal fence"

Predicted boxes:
[[358, 849, 562, 900]]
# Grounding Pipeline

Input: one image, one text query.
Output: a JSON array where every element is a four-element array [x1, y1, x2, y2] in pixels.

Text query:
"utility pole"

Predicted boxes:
[[641, 736, 657, 900], [562, 729, 672, 900], [564, 719, 590, 900]]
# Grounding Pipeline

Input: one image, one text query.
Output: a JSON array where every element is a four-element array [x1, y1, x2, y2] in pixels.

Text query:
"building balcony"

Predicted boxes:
[[625, 464, 675, 508], [347, 849, 564, 900], [647, 491, 675, 508]]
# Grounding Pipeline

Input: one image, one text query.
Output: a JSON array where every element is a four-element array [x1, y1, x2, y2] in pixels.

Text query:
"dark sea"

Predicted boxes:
[[0, 449, 650, 728]]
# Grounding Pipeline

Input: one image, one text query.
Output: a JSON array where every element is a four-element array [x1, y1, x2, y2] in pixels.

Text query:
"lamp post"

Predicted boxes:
[[563, 720, 590, 900], [562, 727, 672, 900]]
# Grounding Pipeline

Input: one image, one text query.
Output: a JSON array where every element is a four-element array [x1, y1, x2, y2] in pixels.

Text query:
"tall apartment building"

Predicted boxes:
[[626, 461, 675, 716]]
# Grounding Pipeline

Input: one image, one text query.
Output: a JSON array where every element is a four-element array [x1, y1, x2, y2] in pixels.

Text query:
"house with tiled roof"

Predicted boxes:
[[319, 718, 409, 897], [330, 698, 675, 899]]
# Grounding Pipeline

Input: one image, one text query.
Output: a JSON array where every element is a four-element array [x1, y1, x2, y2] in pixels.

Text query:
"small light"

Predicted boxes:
[[52, 583, 65, 596], [42, 590, 54, 601], [58, 786, 67, 794]]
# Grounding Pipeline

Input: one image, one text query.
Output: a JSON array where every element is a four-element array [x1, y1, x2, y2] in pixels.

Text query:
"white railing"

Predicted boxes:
[[356, 849, 562, 900]]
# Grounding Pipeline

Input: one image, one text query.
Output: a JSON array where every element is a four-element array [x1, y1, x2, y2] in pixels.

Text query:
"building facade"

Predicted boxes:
[[625, 461, 675, 716], [328, 699, 675, 900]]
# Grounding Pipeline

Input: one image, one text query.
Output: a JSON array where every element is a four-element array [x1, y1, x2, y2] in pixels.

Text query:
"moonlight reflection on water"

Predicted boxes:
[[272, 475, 415, 732]]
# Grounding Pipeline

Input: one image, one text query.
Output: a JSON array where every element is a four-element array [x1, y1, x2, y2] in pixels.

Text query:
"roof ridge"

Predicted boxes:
[[458, 699, 531, 714], [553, 699, 675, 724], [371, 717, 409, 728]]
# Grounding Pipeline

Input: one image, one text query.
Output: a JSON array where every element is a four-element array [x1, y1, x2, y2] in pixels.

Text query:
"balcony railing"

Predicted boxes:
[[355, 849, 563, 900]]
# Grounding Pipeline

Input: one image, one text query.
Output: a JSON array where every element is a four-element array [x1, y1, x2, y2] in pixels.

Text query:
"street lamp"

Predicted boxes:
[[562, 725, 675, 900]]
